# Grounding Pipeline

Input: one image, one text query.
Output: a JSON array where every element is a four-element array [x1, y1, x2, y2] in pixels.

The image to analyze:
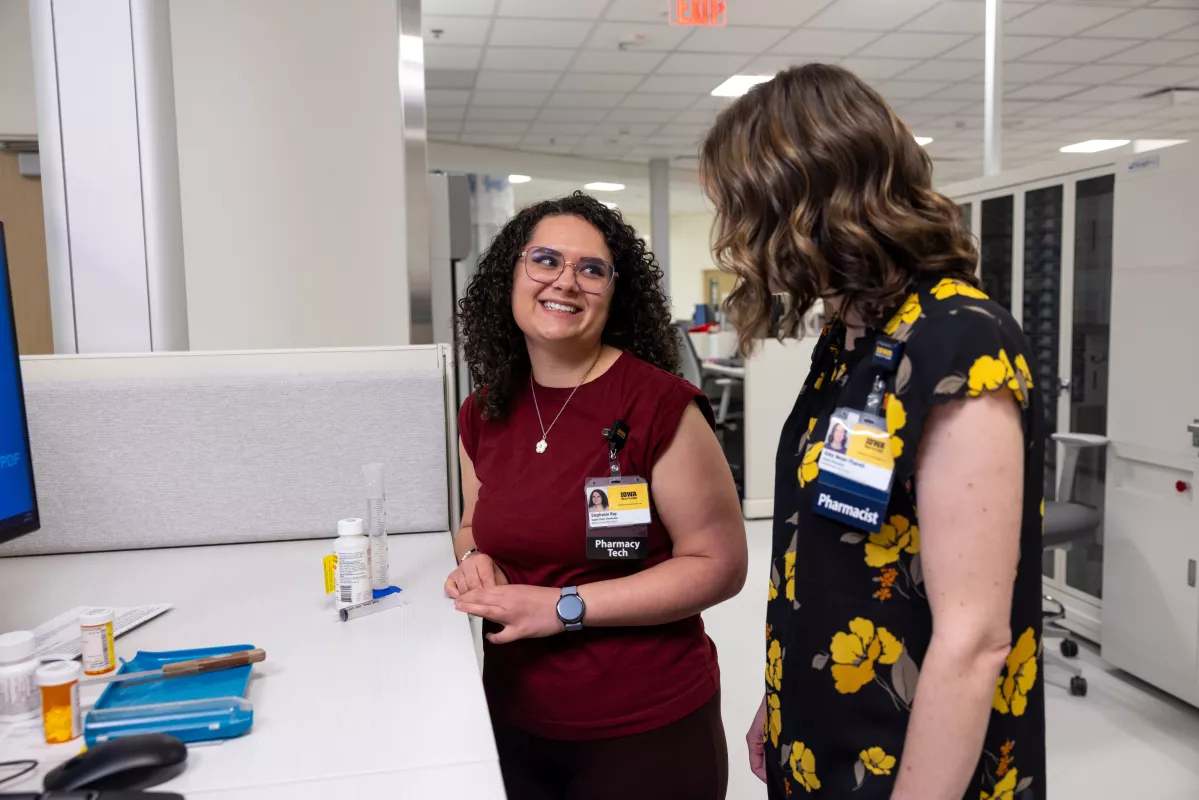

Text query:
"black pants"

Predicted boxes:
[[492, 691, 728, 800]]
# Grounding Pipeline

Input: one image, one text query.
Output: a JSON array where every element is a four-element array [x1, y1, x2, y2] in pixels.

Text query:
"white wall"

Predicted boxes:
[[169, 0, 407, 350], [625, 211, 716, 321], [0, 0, 36, 139]]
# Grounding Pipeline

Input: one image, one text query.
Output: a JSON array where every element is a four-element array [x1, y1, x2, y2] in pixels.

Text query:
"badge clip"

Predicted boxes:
[[602, 419, 630, 477]]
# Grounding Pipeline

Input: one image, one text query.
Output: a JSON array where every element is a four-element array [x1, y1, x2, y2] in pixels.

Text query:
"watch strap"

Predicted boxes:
[[558, 586, 585, 632]]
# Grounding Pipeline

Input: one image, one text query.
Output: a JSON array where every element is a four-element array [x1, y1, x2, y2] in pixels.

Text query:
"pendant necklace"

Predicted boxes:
[[530, 350, 603, 454]]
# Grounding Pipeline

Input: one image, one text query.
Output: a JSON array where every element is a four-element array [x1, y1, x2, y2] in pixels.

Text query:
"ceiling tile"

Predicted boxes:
[[636, 75, 727, 93], [521, 134, 584, 146], [1167, 23, 1199, 41], [940, 35, 1058, 61], [1005, 83, 1089, 100], [806, 0, 941, 31], [722, 0, 835, 26], [589, 123, 662, 137], [466, 106, 533, 120], [1081, 8, 1199, 38], [1065, 85, 1153, 103], [423, 15, 491, 46], [673, 108, 721, 123], [1120, 65, 1199, 87], [543, 92, 626, 109], [482, 47, 575, 71], [1005, 4, 1129, 36], [604, 108, 681, 123], [899, 60, 984, 81], [857, 32, 973, 59], [572, 50, 667, 74], [496, 0, 608, 18], [1106, 41, 1199, 64], [537, 108, 608, 122], [1003, 62, 1073, 84], [931, 83, 988, 101], [691, 95, 738, 110], [772, 29, 881, 57], [902, 1, 1037, 34], [659, 123, 714, 138], [426, 45, 483, 70], [461, 120, 529, 135], [526, 122, 596, 135], [488, 19, 594, 48], [557, 73, 643, 92], [1051, 64, 1151, 84], [895, 99, 976, 116], [875, 80, 950, 100], [427, 120, 462, 135], [428, 89, 471, 106], [838, 57, 921, 79], [585, 22, 693, 51], [1017, 37, 1140, 63], [423, 0, 496, 15], [427, 104, 467, 121], [470, 90, 549, 107], [460, 133, 524, 146], [656, 53, 755, 76], [426, 68, 479, 90], [603, 0, 670, 22], [475, 71, 561, 91], [744, 55, 832, 74], [1183, 55, 1199, 66], [678, 26, 791, 54], [620, 93, 697, 109]]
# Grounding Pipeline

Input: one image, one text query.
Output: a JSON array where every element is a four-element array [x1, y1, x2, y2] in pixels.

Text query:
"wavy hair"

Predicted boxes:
[[699, 63, 979, 354], [457, 192, 679, 420]]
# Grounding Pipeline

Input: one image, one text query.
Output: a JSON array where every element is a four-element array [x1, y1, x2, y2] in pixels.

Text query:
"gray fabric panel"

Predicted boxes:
[[0, 371, 448, 557]]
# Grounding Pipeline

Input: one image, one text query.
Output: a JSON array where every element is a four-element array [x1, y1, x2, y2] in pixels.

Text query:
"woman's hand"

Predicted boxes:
[[453, 585, 562, 644], [748, 694, 768, 783], [444, 552, 508, 599]]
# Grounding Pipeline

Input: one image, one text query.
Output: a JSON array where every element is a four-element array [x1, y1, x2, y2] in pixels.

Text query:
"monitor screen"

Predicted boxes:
[[0, 223, 39, 545]]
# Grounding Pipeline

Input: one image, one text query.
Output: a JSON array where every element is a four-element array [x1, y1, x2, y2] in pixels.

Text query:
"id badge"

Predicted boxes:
[[812, 407, 895, 533], [585, 476, 650, 560]]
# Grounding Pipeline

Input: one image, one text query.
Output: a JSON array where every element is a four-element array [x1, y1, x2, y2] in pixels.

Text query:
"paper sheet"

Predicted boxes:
[[32, 604, 173, 660]]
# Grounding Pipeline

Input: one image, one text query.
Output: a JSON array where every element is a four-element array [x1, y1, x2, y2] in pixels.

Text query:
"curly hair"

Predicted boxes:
[[699, 63, 979, 355], [457, 192, 679, 420]]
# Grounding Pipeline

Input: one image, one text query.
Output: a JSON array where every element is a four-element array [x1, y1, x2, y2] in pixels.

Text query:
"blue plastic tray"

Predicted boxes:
[[85, 644, 256, 745]]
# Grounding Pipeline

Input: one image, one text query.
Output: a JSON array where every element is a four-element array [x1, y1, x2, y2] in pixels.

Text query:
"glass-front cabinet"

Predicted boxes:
[[952, 168, 1115, 642]]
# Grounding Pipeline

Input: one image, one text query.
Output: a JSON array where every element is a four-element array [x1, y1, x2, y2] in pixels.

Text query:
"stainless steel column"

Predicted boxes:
[[649, 157, 671, 299], [984, 0, 1004, 177], [398, 0, 432, 345]]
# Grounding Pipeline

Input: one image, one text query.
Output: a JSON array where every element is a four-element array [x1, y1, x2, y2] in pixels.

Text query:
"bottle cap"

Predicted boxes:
[[36, 659, 82, 687], [338, 518, 365, 536], [78, 608, 115, 627], [0, 631, 34, 663]]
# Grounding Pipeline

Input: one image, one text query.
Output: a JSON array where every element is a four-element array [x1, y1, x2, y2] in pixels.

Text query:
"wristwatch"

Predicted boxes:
[[556, 586, 586, 632]]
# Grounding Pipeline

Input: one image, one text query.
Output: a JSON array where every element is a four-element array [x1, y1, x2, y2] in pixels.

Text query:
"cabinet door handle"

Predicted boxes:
[[1190, 560, 1197, 588]]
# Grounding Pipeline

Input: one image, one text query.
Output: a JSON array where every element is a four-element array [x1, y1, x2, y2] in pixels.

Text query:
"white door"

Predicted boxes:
[[1101, 145, 1199, 705]]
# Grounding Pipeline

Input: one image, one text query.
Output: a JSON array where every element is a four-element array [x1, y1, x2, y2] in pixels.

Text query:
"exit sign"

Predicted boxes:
[[670, 0, 727, 26]]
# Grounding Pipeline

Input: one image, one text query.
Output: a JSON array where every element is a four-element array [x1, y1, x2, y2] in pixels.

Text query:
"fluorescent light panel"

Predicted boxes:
[[711, 74, 773, 97], [914, 136, 933, 146], [1060, 139, 1129, 154], [508, 174, 532, 184], [584, 182, 625, 192]]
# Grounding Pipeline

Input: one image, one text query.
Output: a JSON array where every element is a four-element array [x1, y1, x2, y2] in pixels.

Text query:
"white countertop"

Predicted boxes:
[[0, 533, 505, 798]]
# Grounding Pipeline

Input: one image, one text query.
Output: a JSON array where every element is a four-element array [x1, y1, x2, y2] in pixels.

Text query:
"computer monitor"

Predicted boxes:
[[0, 222, 39, 545]]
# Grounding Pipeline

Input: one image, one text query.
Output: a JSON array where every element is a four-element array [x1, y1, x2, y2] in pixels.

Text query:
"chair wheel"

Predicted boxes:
[[1070, 676, 1088, 697], [1060, 639, 1079, 658]]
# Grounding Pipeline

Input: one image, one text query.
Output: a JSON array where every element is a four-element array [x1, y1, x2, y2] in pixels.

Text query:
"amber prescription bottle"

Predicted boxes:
[[36, 660, 82, 744]]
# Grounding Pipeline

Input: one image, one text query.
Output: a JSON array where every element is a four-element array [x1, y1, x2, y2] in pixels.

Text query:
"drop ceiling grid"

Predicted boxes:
[[423, 0, 1199, 175]]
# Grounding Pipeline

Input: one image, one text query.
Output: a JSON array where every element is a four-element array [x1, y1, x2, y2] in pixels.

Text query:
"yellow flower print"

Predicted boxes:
[[768, 578, 778, 601], [981, 768, 1018, 800], [766, 693, 782, 747], [798, 442, 822, 488], [788, 741, 821, 793], [814, 372, 825, 390], [864, 515, 920, 567], [886, 395, 906, 459], [860, 746, 897, 776], [996, 740, 1014, 778], [883, 293, 921, 335], [967, 351, 1011, 396], [931, 277, 989, 301], [784, 549, 796, 602], [832, 362, 849, 385], [1008, 353, 1035, 404], [993, 628, 1038, 716], [766, 639, 784, 691], [829, 617, 902, 694]]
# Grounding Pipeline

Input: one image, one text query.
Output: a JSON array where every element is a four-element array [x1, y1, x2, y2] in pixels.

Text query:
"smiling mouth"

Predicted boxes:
[[541, 300, 581, 315]]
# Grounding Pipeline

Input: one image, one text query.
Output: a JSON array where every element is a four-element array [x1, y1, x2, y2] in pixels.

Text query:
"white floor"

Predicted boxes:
[[704, 520, 1199, 800]]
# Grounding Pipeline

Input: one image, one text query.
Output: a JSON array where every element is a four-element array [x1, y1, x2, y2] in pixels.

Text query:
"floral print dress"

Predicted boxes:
[[764, 277, 1047, 799]]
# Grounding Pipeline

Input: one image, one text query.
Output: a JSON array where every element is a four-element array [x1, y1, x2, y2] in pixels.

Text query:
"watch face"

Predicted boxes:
[[557, 594, 585, 623]]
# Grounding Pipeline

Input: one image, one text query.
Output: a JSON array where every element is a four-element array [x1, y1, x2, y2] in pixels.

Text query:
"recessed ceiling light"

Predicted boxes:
[[914, 136, 934, 146], [584, 182, 625, 192], [711, 75, 773, 98], [603, 202, 618, 210], [1060, 139, 1129, 154], [1133, 139, 1187, 153], [508, 174, 531, 184]]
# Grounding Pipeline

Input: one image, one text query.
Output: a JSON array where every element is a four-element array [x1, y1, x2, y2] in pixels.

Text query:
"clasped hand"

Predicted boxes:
[[445, 553, 563, 644]]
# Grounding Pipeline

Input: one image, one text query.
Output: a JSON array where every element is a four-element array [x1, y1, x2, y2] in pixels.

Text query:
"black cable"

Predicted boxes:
[[0, 760, 36, 788]]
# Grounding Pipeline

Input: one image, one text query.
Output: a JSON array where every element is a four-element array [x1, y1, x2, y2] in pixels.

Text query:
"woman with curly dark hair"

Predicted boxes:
[[702, 65, 1046, 800], [446, 192, 746, 799]]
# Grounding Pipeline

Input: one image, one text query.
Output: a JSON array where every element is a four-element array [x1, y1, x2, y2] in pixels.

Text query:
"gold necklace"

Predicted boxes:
[[529, 350, 603, 454]]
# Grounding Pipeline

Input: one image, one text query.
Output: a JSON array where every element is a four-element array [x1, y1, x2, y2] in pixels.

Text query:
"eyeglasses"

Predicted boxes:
[[521, 247, 618, 295]]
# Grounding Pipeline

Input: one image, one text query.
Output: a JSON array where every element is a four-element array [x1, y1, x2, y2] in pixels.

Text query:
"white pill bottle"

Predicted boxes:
[[334, 518, 372, 609], [0, 630, 39, 722]]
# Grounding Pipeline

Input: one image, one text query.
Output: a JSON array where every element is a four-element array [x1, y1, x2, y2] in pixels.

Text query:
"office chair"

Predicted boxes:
[[1042, 432, 1108, 698]]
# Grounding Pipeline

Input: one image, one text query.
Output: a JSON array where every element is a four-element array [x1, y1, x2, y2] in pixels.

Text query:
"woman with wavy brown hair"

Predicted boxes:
[[446, 192, 746, 799], [701, 64, 1046, 800]]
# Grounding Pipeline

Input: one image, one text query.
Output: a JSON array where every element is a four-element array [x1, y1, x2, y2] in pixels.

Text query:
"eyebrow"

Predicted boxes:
[[528, 246, 611, 262]]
